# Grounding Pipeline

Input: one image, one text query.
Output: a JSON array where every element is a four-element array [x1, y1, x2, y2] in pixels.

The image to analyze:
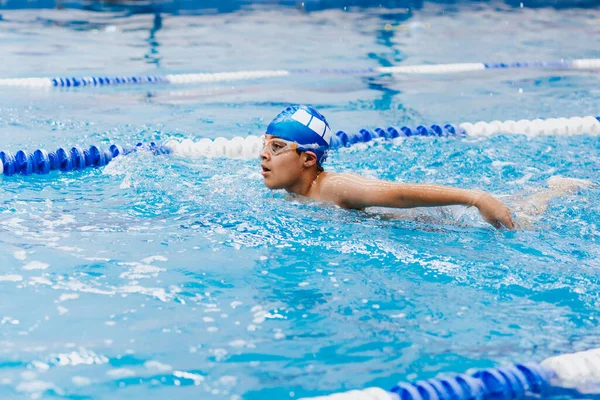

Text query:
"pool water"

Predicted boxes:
[[0, 1, 599, 399]]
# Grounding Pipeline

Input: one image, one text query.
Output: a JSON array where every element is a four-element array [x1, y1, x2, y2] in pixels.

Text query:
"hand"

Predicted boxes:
[[473, 191, 515, 230]]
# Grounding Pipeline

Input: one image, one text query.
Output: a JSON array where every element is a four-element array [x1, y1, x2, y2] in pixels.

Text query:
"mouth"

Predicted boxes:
[[261, 164, 271, 176]]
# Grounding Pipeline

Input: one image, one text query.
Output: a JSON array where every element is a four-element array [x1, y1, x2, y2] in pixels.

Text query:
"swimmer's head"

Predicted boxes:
[[260, 105, 332, 190], [265, 104, 331, 166]]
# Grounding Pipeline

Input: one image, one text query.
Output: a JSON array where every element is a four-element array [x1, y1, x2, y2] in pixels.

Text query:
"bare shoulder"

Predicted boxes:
[[316, 172, 372, 208], [319, 172, 366, 190], [320, 172, 365, 184]]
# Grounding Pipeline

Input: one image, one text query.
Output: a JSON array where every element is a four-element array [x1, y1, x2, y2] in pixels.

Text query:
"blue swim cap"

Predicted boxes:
[[266, 105, 332, 165]]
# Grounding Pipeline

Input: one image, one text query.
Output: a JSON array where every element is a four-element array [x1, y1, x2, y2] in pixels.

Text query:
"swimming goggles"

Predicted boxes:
[[261, 136, 321, 156], [261, 136, 299, 156]]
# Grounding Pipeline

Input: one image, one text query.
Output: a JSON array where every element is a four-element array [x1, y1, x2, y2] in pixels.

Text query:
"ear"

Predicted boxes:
[[303, 151, 318, 168]]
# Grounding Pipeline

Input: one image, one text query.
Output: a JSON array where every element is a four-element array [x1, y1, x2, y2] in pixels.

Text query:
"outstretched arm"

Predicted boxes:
[[322, 173, 515, 229]]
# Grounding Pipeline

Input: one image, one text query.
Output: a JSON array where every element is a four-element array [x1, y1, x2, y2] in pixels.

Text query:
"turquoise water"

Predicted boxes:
[[1, 2, 600, 399]]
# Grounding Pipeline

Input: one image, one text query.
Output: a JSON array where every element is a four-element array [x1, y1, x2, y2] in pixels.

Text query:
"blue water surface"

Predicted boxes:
[[0, 1, 599, 399]]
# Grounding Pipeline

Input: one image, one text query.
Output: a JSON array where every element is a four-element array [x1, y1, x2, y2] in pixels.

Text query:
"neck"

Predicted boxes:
[[285, 168, 321, 197]]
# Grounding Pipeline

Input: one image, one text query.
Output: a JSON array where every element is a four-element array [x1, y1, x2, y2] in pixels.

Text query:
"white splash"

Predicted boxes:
[[0, 275, 23, 282], [144, 360, 173, 372], [23, 261, 49, 270]]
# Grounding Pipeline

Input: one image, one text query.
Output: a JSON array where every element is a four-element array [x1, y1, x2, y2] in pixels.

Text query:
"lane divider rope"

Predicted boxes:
[[2, 115, 599, 176], [2, 59, 600, 88], [165, 115, 600, 159]]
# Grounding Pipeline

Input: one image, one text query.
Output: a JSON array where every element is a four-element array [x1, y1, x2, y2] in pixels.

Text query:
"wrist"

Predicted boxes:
[[469, 190, 486, 207]]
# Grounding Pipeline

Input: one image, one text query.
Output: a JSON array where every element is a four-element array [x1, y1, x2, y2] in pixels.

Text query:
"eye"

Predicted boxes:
[[271, 142, 285, 150]]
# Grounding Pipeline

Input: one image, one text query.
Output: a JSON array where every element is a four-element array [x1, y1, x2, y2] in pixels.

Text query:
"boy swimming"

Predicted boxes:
[[260, 104, 517, 229]]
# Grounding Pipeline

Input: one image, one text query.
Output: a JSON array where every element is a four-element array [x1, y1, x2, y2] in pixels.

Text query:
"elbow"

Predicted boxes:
[[338, 198, 363, 210]]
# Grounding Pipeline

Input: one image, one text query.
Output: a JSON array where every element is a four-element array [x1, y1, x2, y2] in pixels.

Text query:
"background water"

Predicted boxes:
[[0, 1, 599, 399]]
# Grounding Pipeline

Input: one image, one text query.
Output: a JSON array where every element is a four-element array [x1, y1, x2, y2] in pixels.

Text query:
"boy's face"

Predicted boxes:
[[260, 135, 305, 189]]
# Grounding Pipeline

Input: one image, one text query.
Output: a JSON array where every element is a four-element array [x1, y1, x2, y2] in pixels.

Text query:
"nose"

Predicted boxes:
[[259, 144, 270, 160]]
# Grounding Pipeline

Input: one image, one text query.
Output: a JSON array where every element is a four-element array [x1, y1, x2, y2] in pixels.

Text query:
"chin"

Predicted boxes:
[[263, 177, 279, 190], [263, 176, 289, 190]]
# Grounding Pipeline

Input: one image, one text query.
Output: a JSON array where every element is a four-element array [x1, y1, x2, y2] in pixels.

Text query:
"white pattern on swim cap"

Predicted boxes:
[[291, 109, 332, 144], [308, 116, 326, 137], [322, 126, 332, 144], [291, 109, 312, 125]]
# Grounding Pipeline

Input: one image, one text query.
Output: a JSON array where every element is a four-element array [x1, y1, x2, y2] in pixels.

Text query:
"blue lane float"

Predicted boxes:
[[301, 362, 553, 400], [2, 59, 600, 88], [387, 362, 552, 400], [300, 348, 600, 400], [0, 142, 171, 176], [330, 123, 464, 149]]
